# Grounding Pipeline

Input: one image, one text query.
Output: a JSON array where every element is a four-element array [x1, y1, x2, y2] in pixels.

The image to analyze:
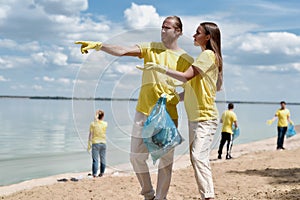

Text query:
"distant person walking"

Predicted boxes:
[[88, 110, 108, 177], [217, 103, 238, 160], [267, 101, 293, 150]]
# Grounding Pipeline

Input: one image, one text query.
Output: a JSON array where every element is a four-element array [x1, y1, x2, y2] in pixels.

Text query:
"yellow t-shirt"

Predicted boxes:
[[183, 50, 219, 121], [276, 109, 290, 127], [221, 110, 237, 134], [89, 120, 108, 144], [136, 42, 193, 119]]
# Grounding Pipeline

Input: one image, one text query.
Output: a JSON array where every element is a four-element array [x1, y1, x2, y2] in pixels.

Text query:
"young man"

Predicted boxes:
[[218, 103, 238, 160], [75, 16, 193, 200], [267, 101, 293, 150]]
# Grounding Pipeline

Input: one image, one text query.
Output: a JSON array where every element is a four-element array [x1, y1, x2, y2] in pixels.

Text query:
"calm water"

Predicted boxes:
[[0, 98, 299, 186]]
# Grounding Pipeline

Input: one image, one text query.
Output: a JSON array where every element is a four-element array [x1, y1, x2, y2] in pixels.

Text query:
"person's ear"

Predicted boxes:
[[206, 34, 211, 41]]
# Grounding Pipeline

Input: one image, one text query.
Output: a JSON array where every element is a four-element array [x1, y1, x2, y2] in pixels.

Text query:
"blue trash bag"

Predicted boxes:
[[232, 125, 240, 141], [286, 124, 296, 138], [142, 95, 184, 164]]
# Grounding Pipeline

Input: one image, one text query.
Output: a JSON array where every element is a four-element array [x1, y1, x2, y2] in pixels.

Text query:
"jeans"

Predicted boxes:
[[277, 126, 287, 149], [92, 143, 106, 176]]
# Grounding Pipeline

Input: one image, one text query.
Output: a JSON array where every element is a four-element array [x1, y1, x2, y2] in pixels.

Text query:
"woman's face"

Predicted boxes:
[[193, 25, 209, 47]]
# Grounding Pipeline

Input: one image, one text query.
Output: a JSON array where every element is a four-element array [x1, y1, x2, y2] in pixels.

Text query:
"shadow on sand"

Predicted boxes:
[[228, 167, 300, 199]]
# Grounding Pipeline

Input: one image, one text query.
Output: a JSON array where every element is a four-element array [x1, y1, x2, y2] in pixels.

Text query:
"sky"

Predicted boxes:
[[0, 0, 300, 102]]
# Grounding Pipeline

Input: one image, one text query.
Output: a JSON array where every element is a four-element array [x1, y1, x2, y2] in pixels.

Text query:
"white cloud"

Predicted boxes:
[[237, 32, 300, 55], [32, 85, 43, 90], [58, 78, 71, 84], [33, 0, 88, 15], [32, 52, 48, 65], [31, 51, 68, 66], [0, 3, 10, 21], [124, 3, 160, 29], [0, 57, 13, 69], [52, 52, 68, 66], [43, 76, 55, 82], [0, 75, 9, 82]]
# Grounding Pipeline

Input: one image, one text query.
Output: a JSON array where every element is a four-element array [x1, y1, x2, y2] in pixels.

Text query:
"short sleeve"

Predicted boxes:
[[192, 50, 215, 74], [136, 42, 150, 59]]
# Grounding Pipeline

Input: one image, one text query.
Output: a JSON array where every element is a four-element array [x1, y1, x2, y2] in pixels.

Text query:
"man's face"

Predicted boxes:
[[161, 19, 180, 44]]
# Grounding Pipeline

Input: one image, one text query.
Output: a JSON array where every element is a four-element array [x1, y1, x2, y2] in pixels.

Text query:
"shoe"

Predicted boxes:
[[57, 178, 68, 182], [98, 173, 103, 177], [70, 177, 79, 182], [226, 155, 232, 160], [218, 155, 222, 159]]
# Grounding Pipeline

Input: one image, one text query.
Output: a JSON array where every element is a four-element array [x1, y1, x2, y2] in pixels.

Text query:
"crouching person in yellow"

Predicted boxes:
[[88, 110, 108, 177]]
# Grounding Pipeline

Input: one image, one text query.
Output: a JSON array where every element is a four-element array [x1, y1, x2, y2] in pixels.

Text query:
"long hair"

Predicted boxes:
[[200, 22, 223, 91]]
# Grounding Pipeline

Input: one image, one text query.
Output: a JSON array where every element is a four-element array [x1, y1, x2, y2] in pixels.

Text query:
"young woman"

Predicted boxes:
[[88, 110, 108, 177], [139, 22, 222, 200]]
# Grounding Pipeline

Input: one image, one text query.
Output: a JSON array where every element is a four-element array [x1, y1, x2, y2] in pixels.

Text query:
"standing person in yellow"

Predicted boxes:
[[217, 103, 238, 160], [76, 16, 193, 200], [88, 110, 108, 177], [138, 22, 223, 200], [267, 101, 293, 150]]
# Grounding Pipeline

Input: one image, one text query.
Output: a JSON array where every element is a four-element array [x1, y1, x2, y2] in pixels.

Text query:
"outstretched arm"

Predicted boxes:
[[165, 65, 199, 83], [267, 116, 277, 125], [137, 63, 201, 83], [101, 44, 141, 57], [75, 41, 141, 57]]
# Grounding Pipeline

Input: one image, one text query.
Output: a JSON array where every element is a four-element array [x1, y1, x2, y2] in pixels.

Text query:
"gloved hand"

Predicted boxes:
[[136, 62, 168, 74], [266, 119, 273, 125], [87, 141, 92, 152], [289, 121, 294, 125], [74, 41, 103, 54]]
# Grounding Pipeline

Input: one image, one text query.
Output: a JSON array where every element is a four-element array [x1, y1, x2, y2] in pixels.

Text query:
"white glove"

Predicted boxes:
[[136, 62, 168, 74]]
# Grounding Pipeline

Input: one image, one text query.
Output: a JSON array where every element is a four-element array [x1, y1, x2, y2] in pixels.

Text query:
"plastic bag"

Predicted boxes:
[[286, 124, 296, 138], [142, 95, 183, 164], [232, 125, 240, 141]]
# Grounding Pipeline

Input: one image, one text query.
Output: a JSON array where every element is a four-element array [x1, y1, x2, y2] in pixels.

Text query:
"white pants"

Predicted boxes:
[[130, 111, 174, 200], [188, 120, 218, 200]]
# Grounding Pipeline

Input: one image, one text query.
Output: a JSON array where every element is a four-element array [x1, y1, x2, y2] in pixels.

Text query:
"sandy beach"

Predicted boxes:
[[1, 125, 300, 200]]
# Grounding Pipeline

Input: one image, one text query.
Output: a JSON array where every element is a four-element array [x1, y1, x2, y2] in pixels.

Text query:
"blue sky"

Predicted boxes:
[[0, 0, 300, 102]]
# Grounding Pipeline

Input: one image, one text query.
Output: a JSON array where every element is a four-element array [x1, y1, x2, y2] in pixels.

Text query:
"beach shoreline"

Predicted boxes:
[[1, 125, 299, 199]]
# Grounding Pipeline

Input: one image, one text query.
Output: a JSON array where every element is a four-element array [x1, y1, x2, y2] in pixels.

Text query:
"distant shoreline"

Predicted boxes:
[[1, 95, 300, 105]]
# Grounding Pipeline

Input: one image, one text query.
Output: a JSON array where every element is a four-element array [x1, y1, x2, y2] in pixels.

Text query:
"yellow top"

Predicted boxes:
[[136, 42, 193, 119], [221, 110, 237, 134], [89, 120, 108, 144], [183, 50, 219, 121], [276, 109, 290, 127]]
